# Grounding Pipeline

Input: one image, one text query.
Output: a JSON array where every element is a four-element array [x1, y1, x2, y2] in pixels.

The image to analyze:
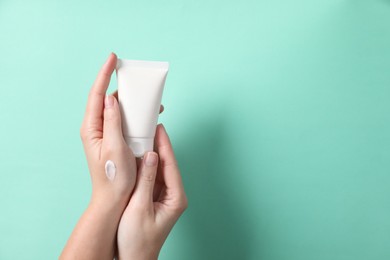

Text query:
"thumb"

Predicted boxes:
[[132, 152, 159, 211], [103, 95, 124, 147]]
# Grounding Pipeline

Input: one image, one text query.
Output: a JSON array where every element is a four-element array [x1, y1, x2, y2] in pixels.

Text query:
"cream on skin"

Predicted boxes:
[[116, 59, 169, 157], [104, 160, 116, 181]]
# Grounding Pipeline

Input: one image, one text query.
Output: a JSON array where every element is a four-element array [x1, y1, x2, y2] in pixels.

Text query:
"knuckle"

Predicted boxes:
[[103, 144, 115, 156], [88, 88, 104, 99], [104, 109, 119, 123], [174, 196, 188, 214], [142, 172, 155, 183], [79, 126, 88, 141], [181, 196, 189, 211]]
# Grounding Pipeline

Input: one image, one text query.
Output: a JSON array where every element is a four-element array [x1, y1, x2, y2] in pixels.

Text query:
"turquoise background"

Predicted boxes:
[[1, 0, 390, 259]]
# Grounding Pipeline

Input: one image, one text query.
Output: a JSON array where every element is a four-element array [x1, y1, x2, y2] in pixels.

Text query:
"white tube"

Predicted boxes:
[[116, 59, 169, 157]]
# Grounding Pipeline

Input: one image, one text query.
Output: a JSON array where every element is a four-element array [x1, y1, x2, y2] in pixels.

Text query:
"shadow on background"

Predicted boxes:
[[175, 111, 255, 259]]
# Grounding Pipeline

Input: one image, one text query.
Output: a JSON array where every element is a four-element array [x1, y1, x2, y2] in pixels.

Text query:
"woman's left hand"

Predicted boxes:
[[61, 53, 137, 260]]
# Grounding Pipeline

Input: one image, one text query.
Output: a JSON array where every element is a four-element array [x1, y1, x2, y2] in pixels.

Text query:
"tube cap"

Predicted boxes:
[[124, 137, 154, 158]]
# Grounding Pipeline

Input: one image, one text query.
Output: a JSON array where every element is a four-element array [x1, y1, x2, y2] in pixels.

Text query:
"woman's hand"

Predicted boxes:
[[79, 53, 136, 207], [117, 124, 188, 260], [61, 53, 137, 260]]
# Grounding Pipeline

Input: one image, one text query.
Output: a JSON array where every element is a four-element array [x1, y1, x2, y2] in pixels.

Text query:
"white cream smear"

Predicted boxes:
[[105, 160, 116, 181]]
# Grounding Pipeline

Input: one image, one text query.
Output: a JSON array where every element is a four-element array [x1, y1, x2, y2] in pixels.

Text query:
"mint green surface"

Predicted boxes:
[[1, 0, 390, 259]]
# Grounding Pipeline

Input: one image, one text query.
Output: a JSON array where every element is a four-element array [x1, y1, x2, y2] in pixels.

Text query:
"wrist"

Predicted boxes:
[[118, 251, 158, 260], [90, 189, 130, 214], [117, 240, 160, 260]]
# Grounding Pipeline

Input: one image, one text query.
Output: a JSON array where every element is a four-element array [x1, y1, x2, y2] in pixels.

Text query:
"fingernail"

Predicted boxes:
[[145, 152, 158, 167], [104, 95, 114, 108]]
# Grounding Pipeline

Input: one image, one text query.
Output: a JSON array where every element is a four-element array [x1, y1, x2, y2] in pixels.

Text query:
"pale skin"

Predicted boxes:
[[60, 53, 188, 260]]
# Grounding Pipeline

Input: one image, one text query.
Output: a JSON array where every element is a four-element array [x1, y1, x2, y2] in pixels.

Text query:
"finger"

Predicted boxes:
[[132, 152, 159, 210], [154, 124, 184, 196], [102, 95, 124, 147], [153, 163, 165, 201], [110, 90, 164, 113], [83, 53, 117, 131]]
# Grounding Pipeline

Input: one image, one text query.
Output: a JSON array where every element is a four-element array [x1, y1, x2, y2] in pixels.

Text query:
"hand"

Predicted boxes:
[[80, 53, 136, 206], [61, 53, 137, 259], [117, 124, 188, 260]]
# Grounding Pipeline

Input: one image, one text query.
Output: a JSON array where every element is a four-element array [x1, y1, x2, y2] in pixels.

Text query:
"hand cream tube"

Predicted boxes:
[[116, 59, 169, 157]]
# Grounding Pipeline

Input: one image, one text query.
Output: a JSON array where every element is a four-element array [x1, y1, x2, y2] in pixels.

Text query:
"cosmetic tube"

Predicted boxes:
[[116, 59, 169, 157]]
